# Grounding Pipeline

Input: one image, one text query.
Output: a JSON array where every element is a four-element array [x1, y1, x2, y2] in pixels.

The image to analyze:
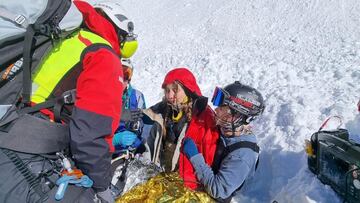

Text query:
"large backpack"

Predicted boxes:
[[0, 0, 82, 151], [0, 1, 88, 202], [0, 0, 82, 104]]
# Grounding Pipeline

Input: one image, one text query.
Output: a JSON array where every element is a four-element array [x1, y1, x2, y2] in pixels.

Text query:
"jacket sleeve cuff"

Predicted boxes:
[[190, 153, 206, 168]]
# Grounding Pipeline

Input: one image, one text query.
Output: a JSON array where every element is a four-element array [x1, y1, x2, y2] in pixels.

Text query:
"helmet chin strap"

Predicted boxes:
[[231, 115, 236, 137], [218, 113, 247, 137]]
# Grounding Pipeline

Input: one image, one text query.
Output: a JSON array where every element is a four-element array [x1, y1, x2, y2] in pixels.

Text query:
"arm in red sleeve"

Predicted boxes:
[[70, 46, 123, 191]]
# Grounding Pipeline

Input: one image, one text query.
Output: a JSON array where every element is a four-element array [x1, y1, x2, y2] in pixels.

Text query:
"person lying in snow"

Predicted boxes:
[[182, 81, 265, 202], [142, 67, 219, 189]]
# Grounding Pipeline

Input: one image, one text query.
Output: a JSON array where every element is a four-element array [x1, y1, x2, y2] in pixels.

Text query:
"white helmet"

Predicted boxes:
[[93, 1, 134, 35], [121, 58, 133, 69], [121, 58, 134, 81]]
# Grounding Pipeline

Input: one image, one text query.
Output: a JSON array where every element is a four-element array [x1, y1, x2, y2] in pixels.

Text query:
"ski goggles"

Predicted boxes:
[[120, 34, 138, 58], [211, 87, 253, 116], [123, 65, 133, 81]]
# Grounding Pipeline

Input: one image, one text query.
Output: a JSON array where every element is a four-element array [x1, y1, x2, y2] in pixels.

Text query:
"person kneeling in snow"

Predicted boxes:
[[113, 58, 146, 155], [182, 81, 265, 202]]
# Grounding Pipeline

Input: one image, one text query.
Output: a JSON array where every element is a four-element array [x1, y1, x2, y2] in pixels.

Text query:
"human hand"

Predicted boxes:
[[183, 137, 199, 159], [113, 131, 137, 148], [120, 108, 143, 122]]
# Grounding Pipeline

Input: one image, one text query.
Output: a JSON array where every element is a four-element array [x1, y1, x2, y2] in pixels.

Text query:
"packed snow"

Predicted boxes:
[[118, 0, 359, 202]]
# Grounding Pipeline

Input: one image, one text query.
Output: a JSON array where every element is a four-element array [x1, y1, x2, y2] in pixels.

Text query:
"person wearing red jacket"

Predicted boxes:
[[0, 0, 138, 202], [70, 1, 138, 202], [143, 67, 219, 189]]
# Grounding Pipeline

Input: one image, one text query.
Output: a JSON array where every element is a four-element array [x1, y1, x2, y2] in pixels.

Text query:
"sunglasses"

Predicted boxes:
[[211, 87, 253, 116]]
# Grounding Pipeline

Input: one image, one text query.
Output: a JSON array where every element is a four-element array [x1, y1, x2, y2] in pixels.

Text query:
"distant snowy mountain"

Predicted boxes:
[[121, 0, 360, 202]]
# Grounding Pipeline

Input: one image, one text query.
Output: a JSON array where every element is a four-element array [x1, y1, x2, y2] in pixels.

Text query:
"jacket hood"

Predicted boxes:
[[162, 68, 202, 97], [74, 0, 120, 55]]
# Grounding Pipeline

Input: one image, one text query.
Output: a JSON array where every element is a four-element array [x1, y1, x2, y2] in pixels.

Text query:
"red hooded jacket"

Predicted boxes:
[[162, 68, 219, 189]]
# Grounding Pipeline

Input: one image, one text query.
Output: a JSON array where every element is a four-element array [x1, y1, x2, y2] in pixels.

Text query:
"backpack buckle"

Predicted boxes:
[[62, 90, 76, 104], [14, 15, 27, 26]]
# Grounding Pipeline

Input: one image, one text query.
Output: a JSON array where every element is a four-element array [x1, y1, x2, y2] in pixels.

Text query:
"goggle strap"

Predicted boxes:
[[231, 116, 236, 136]]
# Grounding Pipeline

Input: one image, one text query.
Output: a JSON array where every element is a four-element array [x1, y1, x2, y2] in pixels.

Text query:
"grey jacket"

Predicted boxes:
[[190, 134, 259, 200]]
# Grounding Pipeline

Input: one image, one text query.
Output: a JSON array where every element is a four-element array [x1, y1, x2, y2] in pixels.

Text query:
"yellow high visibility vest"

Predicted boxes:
[[31, 30, 111, 104]]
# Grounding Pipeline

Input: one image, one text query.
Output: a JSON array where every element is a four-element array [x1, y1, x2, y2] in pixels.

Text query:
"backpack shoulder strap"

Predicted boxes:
[[80, 43, 117, 62], [225, 141, 260, 155], [215, 141, 260, 203], [224, 141, 260, 171], [22, 0, 72, 105]]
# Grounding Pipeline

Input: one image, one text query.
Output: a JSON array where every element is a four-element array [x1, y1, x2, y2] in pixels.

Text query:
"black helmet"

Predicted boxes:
[[212, 81, 265, 123]]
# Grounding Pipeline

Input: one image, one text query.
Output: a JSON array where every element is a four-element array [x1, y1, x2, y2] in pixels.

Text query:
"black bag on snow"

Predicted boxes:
[[307, 128, 360, 203]]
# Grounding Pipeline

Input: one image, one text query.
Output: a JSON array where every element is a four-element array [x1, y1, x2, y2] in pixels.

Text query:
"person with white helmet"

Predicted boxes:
[[0, 1, 138, 202], [0, 0, 140, 201], [66, 2, 139, 202], [93, 1, 138, 58], [112, 58, 146, 155], [110, 58, 147, 196]]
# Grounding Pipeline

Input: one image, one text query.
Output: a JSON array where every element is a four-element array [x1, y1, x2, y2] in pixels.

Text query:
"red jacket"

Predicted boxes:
[[162, 68, 219, 189], [70, 1, 123, 191], [180, 106, 219, 189]]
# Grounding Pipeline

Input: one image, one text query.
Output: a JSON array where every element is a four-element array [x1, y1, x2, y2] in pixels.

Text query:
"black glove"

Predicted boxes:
[[120, 108, 143, 122]]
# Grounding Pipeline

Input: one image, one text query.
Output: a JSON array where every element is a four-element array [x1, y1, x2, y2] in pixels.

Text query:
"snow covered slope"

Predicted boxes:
[[121, 0, 360, 202]]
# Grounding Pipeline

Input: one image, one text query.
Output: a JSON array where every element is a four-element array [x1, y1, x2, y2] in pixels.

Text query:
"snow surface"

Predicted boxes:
[[119, 0, 360, 202]]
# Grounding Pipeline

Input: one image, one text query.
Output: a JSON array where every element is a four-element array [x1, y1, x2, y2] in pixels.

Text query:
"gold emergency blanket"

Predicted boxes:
[[116, 172, 215, 203]]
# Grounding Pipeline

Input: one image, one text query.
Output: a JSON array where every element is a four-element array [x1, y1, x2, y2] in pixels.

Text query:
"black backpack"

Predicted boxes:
[[0, 0, 82, 151], [0, 1, 86, 202], [0, 0, 81, 104], [307, 128, 360, 203]]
